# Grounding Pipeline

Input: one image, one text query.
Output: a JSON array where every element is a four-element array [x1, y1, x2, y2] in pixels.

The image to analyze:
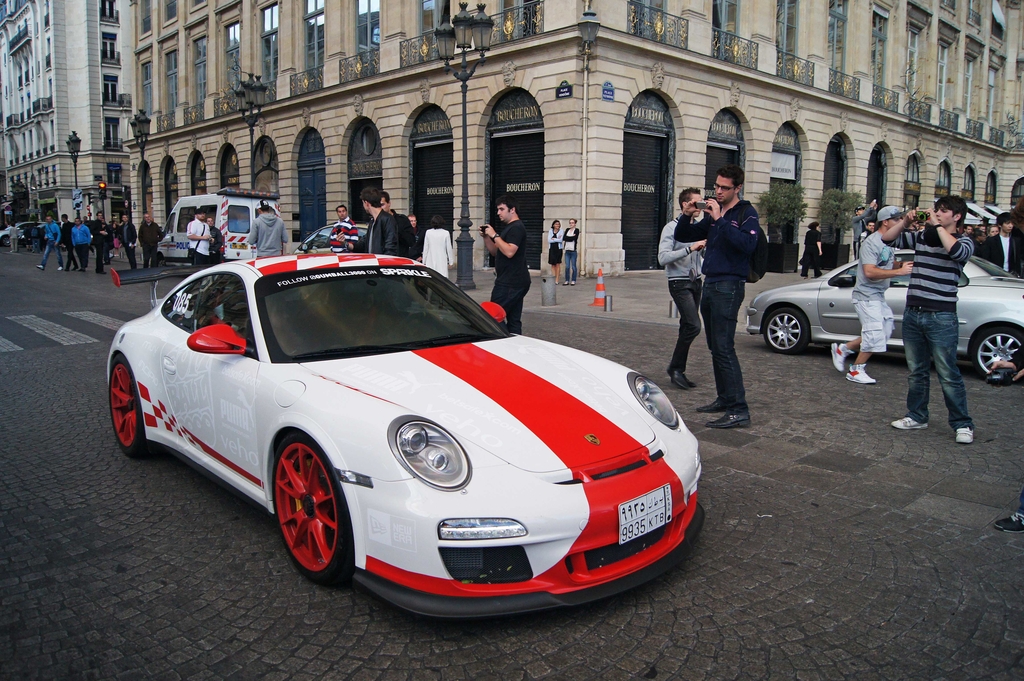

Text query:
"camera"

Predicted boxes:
[[916, 211, 928, 222], [986, 368, 1016, 386], [694, 201, 706, 210]]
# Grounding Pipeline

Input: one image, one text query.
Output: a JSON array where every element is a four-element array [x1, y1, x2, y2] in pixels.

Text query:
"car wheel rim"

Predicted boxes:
[[768, 314, 801, 350], [979, 333, 1021, 370], [110, 365, 137, 447], [275, 443, 338, 572]]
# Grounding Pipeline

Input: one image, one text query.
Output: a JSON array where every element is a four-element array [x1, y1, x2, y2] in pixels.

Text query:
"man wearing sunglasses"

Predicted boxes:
[[674, 164, 759, 428]]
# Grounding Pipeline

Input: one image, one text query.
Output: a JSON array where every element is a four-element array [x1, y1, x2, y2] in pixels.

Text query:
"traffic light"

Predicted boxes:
[[98, 181, 107, 201]]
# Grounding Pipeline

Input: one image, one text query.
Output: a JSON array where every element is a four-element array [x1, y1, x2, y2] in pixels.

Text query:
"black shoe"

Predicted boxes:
[[670, 371, 695, 390], [695, 400, 727, 413], [994, 512, 1024, 533], [706, 413, 751, 429]]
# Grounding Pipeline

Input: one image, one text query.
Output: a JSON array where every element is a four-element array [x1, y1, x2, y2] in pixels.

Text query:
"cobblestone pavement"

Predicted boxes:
[[1, 252, 1022, 680]]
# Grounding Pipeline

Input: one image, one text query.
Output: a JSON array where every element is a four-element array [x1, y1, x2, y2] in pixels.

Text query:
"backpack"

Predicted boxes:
[[741, 205, 769, 283]]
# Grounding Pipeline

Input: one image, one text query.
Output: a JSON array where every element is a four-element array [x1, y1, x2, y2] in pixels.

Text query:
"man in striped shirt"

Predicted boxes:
[[889, 195, 976, 444]]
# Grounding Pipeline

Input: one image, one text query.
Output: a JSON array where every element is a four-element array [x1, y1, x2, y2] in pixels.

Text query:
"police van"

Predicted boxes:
[[156, 188, 282, 264]]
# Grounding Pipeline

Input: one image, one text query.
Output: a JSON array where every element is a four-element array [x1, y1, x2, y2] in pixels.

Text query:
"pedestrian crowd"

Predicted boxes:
[[33, 211, 142, 274]]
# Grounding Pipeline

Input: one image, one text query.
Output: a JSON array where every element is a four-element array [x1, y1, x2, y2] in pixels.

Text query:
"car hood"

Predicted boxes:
[[302, 336, 657, 474]]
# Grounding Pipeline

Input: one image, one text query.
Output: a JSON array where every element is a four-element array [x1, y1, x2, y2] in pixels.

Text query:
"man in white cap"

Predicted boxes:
[[830, 205, 914, 384]]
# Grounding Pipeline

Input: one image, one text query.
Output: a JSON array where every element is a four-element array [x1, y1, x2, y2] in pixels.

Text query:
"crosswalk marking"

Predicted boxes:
[[7, 315, 99, 345], [64, 311, 126, 331], [0, 336, 23, 352]]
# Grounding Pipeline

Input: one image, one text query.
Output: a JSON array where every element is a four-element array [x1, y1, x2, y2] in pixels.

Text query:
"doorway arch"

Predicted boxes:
[[253, 136, 279, 193], [162, 157, 178, 215], [220, 145, 240, 189], [298, 128, 327, 240], [705, 109, 744, 193], [620, 91, 674, 270], [410, 106, 454, 232], [823, 135, 847, 191], [866, 144, 887, 204], [189, 152, 207, 194], [347, 119, 382, 226]]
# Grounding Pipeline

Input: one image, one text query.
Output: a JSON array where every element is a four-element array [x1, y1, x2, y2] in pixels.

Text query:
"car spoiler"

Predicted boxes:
[[110, 266, 207, 308]]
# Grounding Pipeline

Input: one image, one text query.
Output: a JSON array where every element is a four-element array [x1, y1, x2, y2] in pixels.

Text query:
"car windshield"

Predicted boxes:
[[255, 265, 507, 362], [970, 256, 1019, 278]]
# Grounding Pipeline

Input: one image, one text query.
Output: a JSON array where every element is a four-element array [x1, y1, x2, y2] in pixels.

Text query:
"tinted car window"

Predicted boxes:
[[161, 278, 204, 333], [304, 227, 332, 250], [194, 274, 252, 341]]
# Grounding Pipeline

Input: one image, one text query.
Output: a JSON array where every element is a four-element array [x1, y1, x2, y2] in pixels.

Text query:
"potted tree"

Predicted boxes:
[[818, 188, 862, 268], [756, 181, 807, 272]]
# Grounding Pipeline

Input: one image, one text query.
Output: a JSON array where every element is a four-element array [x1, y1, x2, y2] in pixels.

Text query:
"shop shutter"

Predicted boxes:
[[823, 140, 845, 190], [621, 132, 666, 270], [704, 146, 738, 192], [490, 132, 544, 270], [413, 143, 454, 231]]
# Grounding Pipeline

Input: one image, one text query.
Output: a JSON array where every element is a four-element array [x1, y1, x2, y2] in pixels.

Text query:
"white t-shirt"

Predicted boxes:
[[187, 218, 210, 255], [1001, 234, 1011, 271]]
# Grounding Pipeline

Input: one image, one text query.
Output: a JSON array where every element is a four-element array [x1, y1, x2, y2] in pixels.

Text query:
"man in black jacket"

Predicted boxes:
[[352, 187, 398, 255], [59, 213, 79, 271], [88, 213, 108, 274], [120, 214, 138, 269], [976, 213, 1022, 275], [381, 191, 417, 257], [674, 164, 759, 429]]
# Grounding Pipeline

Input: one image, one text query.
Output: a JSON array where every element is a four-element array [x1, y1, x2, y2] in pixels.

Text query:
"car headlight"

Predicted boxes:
[[628, 373, 679, 429], [388, 418, 471, 490], [438, 518, 527, 540]]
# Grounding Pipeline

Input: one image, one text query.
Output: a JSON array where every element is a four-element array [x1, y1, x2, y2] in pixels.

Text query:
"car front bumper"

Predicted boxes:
[[351, 501, 705, 619]]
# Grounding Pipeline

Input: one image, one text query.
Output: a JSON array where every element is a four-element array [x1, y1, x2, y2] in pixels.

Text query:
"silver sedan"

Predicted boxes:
[[745, 251, 1024, 377]]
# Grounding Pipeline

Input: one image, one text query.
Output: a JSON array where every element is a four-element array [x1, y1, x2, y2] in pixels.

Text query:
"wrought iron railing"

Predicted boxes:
[[908, 100, 931, 123], [103, 139, 123, 151], [101, 51, 121, 65], [939, 109, 959, 131], [712, 29, 758, 69], [265, 81, 277, 103], [872, 84, 898, 112], [776, 52, 813, 86], [989, 127, 1005, 146], [968, 9, 980, 25], [491, 0, 543, 47], [9, 26, 29, 52], [627, 1, 687, 49], [940, 0, 956, 8], [183, 103, 204, 125], [966, 118, 984, 139], [213, 95, 237, 117], [400, 32, 437, 67], [99, 8, 118, 22], [157, 111, 175, 132], [829, 69, 859, 101], [118, 93, 132, 108], [290, 66, 323, 96], [340, 50, 379, 83]]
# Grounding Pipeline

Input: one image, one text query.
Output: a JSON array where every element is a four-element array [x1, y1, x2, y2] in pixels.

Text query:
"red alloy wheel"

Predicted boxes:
[[110, 364, 137, 448], [275, 442, 339, 572]]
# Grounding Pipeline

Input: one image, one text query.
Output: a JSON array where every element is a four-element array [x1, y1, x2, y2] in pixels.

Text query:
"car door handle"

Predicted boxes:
[[163, 356, 176, 375]]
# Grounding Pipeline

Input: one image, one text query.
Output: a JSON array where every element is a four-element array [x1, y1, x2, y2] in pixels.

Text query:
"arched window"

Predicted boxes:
[[163, 158, 178, 213], [1011, 177, 1024, 204], [138, 160, 153, 217], [985, 170, 997, 205], [220, 145, 240, 189], [823, 135, 846, 191], [705, 109, 744, 192], [866, 144, 886, 204], [904, 154, 921, 209], [936, 161, 952, 197], [253, 136, 278, 193], [962, 165, 976, 201], [190, 152, 207, 194]]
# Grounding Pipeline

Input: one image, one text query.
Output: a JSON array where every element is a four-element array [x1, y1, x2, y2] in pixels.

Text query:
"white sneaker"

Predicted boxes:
[[831, 342, 852, 373], [891, 417, 928, 430], [57, 266, 63, 271], [955, 427, 974, 444], [846, 364, 876, 384]]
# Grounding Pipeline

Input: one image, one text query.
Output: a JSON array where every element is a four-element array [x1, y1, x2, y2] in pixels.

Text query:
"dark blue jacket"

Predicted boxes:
[[674, 200, 759, 283]]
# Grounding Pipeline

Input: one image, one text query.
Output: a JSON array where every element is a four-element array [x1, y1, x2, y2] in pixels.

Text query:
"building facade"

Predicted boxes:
[[1, 0, 134, 222], [130, 0, 1024, 275]]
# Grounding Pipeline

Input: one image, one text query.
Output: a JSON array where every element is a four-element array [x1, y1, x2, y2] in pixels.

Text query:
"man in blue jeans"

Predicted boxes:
[[481, 194, 530, 335], [889, 196, 976, 443], [36, 214, 63, 271], [674, 165, 759, 428]]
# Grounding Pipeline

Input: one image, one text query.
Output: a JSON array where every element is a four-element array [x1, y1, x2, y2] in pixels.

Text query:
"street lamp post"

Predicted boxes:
[[436, 2, 493, 290], [66, 131, 81, 218], [235, 74, 268, 188], [129, 110, 151, 217]]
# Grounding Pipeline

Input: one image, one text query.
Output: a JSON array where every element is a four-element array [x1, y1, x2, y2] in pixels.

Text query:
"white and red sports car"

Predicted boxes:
[[108, 254, 704, 617]]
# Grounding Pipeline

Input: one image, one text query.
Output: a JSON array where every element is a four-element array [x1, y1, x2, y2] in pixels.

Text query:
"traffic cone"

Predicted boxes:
[[589, 268, 606, 307]]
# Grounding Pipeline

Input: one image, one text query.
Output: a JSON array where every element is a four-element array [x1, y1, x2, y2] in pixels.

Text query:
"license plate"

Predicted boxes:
[[231, 243, 248, 250], [618, 484, 672, 545]]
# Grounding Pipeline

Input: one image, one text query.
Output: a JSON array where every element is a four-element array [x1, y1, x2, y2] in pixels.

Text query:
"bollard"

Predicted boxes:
[[669, 300, 679, 318], [540, 276, 557, 306], [604, 295, 613, 312]]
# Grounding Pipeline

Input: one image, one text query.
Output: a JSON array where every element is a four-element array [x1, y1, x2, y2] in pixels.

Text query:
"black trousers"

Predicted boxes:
[[94, 244, 105, 272], [62, 243, 80, 270], [800, 250, 822, 277], [142, 244, 158, 268], [668, 278, 702, 373], [124, 245, 137, 269]]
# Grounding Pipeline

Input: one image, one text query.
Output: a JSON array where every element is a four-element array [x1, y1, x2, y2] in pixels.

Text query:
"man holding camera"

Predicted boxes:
[[889, 196, 976, 444], [481, 194, 530, 335], [831, 206, 914, 384], [674, 164, 759, 429]]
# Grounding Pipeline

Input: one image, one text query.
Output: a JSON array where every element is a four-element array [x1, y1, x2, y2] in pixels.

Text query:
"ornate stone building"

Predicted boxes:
[[2, 0, 133, 221], [130, 0, 1024, 275]]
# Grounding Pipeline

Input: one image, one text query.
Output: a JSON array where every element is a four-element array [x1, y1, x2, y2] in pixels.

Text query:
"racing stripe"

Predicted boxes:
[[413, 344, 642, 471]]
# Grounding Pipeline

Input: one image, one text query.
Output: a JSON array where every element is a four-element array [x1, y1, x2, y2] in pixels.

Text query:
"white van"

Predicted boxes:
[[156, 188, 282, 265]]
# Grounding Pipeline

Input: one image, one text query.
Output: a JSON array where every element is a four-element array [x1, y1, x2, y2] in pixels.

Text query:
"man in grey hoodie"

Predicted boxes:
[[851, 199, 877, 259], [659, 187, 706, 391], [247, 202, 289, 257]]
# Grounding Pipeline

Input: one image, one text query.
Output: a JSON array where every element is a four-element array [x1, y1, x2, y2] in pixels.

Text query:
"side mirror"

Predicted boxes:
[[830, 274, 856, 288], [187, 323, 247, 355], [480, 301, 506, 324]]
